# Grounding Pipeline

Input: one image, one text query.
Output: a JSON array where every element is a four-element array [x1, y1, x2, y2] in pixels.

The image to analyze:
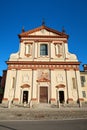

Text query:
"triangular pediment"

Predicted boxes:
[[29, 29, 59, 36], [18, 25, 69, 38]]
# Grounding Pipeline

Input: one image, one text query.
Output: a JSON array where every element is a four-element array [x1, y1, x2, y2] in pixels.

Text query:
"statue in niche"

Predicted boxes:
[[22, 74, 29, 83]]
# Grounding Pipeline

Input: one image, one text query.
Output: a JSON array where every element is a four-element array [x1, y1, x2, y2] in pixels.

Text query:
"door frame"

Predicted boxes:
[[39, 86, 48, 103], [22, 90, 29, 103], [59, 90, 65, 103]]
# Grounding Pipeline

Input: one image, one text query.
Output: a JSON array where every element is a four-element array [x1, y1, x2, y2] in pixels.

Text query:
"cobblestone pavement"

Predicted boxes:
[[0, 104, 87, 120]]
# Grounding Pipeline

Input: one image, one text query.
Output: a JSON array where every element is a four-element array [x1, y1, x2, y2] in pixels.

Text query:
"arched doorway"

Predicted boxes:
[[59, 91, 64, 103]]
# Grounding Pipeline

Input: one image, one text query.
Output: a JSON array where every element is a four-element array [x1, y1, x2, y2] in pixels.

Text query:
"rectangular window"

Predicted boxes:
[[40, 44, 48, 56], [82, 91, 86, 98], [72, 77, 76, 89], [81, 76, 85, 87]]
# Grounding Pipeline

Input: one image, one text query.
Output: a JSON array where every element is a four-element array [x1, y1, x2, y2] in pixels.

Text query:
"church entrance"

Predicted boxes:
[[40, 87, 48, 103], [59, 91, 64, 103], [23, 91, 28, 103]]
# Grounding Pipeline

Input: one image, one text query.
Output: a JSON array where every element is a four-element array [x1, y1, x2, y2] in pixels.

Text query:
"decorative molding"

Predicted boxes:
[[7, 61, 80, 65], [79, 98, 84, 101], [18, 25, 69, 39], [31, 98, 37, 101], [3, 98, 8, 101], [13, 98, 19, 101], [56, 84, 65, 88], [24, 42, 33, 44], [25, 54, 31, 57], [7, 63, 79, 71], [56, 54, 62, 57], [37, 79, 50, 82], [50, 98, 56, 101], [20, 38, 68, 43], [67, 98, 73, 101], [21, 84, 30, 88]]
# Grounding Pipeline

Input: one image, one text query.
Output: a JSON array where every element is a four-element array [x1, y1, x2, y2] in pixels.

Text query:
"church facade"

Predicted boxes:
[[3, 25, 83, 107]]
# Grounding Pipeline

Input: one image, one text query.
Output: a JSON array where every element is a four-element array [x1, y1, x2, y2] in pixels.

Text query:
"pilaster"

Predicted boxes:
[[66, 70, 73, 103], [13, 70, 21, 104], [50, 69, 56, 104], [3, 70, 12, 104], [31, 69, 37, 104], [75, 70, 83, 106], [34, 42, 38, 58]]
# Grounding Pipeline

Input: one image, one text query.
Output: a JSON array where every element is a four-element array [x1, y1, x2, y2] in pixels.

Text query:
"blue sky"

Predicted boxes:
[[0, 0, 87, 76]]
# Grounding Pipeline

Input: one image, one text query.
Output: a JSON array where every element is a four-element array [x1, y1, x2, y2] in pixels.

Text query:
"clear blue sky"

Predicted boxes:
[[0, 0, 87, 76]]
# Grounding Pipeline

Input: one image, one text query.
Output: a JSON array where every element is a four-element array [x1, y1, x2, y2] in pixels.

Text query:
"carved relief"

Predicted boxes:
[[56, 74, 63, 83], [22, 74, 29, 83]]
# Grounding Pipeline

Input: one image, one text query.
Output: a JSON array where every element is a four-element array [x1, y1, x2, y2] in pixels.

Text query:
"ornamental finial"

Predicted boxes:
[[62, 26, 66, 33], [42, 18, 45, 26], [22, 26, 25, 32]]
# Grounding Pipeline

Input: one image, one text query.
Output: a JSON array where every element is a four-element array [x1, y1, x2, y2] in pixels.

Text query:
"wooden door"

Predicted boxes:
[[40, 87, 48, 103]]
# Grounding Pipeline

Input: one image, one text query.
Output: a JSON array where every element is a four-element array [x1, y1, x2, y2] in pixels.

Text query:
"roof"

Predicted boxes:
[[18, 25, 69, 39]]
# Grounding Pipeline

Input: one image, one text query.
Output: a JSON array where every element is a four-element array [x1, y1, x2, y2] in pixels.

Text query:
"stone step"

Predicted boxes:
[[32, 103, 53, 109]]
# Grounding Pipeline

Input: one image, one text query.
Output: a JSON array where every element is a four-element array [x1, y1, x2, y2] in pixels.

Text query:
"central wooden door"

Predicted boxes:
[[40, 87, 48, 103]]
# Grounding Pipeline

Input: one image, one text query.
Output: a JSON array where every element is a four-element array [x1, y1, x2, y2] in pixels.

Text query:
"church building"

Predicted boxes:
[[3, 24, 83, 107]]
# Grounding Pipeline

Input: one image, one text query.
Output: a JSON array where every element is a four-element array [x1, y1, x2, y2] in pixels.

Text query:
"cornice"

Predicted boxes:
[[7, 61, 80, 70], [20, 38, 67, 43], [19, 35, 68, 38], [6, 61, 80, 65]]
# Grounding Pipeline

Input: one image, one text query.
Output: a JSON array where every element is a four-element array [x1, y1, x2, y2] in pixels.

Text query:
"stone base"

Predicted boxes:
[[13, 98, 19, 104], [31, 98, 38, 107], [2, 98, 8, 104], [78, 98, 84, 107], [50, 98, 56, 104], [67, 98, 73, 104]]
